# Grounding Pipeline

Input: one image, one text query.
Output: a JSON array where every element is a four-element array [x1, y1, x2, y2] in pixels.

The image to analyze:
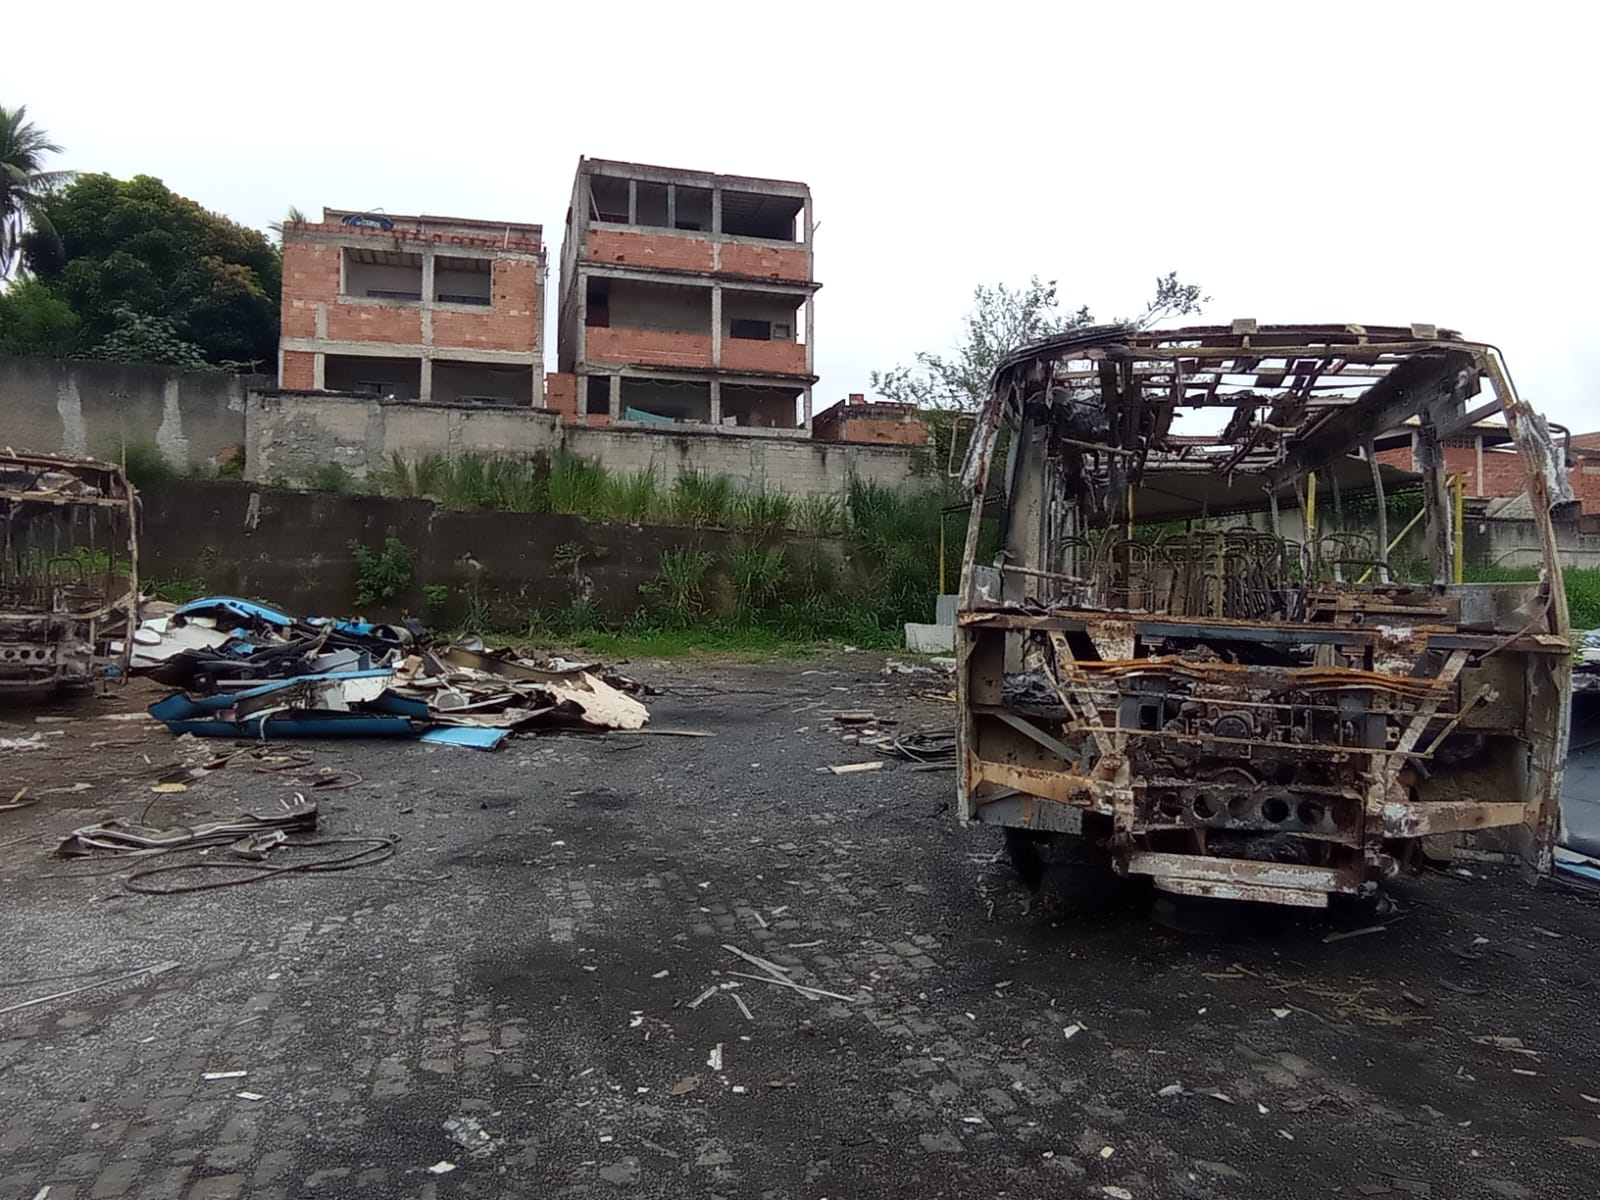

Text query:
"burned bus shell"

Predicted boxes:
[[0, 452, 138, 696], [955, 323, 1571, 907]]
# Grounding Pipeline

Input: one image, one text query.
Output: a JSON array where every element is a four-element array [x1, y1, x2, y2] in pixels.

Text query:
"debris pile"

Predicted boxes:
[[136, 596, 650, 748]]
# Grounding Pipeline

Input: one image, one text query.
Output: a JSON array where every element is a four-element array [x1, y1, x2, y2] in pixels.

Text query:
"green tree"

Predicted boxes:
[[21, 173, 280, 368], [872, 272, 1208, 410], [0, 104, 73, 279], [0, 277, 81, 355]]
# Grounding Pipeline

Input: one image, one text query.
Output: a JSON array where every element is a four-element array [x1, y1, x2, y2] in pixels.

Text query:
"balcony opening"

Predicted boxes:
[[586, 279, 610, 327], [433, 360, 530, 406], [636, 182, 669, 227], [589, 175, 630, 223], [325, 355, 421, 400], [725, 291, 803, 341], [721, 384, 801, 430], [435, 256, 492, 306], [720, 191, 802, 241], [621, 377, 712, 424], [585, 375, 611, 416], [675, 186, 711, 232], [343, 248, 422, 302], [605, 279, 711, 334]]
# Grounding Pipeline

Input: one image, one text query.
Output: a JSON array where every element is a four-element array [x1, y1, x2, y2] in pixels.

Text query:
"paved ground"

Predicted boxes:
[[1, 655, 1598, 1200]]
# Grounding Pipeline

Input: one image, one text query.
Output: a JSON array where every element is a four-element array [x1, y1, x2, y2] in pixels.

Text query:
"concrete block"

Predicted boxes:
[[934, 594, 960, 626], [904, 623, 954, 653]]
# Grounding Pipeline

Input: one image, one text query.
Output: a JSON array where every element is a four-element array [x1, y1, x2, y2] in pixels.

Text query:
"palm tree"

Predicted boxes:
[[0, 104, 74, 279]]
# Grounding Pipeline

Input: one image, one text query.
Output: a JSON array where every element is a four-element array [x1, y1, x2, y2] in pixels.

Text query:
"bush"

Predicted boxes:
[[350, 531, 415, 608], [116, 439, 177, 487], [642, 546, 716, 624]]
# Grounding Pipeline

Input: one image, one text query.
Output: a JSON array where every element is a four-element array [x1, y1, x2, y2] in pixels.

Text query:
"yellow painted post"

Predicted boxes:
[[1452, 472, 1465, 584], [939, 513, 947, 595]]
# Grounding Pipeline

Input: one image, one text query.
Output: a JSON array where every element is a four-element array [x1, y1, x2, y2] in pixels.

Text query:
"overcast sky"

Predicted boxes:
[[11, 2, 1596, 427]]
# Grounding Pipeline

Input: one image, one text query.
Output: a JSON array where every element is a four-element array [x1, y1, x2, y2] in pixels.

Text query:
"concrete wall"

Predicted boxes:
[[244, 390, 921, 497], [606, 280, 711, 333], [0, 356, 266, 467], [137, 479, 839, 626]]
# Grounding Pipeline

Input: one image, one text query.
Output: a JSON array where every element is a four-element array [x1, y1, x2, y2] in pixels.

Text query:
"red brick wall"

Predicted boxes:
[[325, 304, 423, 345], [280, 242, 340, 340], [584, 327, 713, 369], [545, 371, 578, 422], [836, 415, 929, 446], [281, 351, 316, 390], [719, 241, 809, 282], [586, 229, 715, 273], [432, 260, 540, 352], [722, 338, 807, 376], [1377, 439, 1600, 513]]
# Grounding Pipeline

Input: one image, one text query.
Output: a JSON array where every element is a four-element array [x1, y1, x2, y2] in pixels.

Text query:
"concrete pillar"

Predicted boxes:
[[627, 180, 637, 225], [666, 184, 676, 230], [804, 294, 815, 377], [312, 352, 326, 390], [803, 385, 812, 431], [710, 379, 722, 427], [419, 356, 433, 403], [711, 285, 723, 367], [1476, 433, 1485, 497], [711, 188, 722, 236], [420, 251, 436, 353], [609, 374, 622, 422]]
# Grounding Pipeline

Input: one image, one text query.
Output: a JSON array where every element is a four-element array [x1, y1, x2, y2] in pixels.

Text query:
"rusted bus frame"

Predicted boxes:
[[954, 326, 1570, 891]]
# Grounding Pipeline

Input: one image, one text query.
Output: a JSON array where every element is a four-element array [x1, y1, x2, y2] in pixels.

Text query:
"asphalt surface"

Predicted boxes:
[[1, 656, 1598, 1200]]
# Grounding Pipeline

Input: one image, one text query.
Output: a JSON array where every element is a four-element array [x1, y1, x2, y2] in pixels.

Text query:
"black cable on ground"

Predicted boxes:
[[884, 729, 958, 764], [123, 836, 397, 895]]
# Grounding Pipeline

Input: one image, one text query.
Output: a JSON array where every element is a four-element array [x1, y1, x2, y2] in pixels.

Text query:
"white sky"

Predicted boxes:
[[10, 1, 1597, 427]]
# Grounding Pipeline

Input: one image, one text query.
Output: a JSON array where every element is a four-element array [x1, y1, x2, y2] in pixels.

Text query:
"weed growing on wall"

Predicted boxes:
[[350, 530, 415, 608]]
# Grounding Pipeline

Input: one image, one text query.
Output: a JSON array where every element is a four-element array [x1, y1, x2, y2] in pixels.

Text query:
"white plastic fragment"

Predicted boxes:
[[428, 1161, 456, 1175]]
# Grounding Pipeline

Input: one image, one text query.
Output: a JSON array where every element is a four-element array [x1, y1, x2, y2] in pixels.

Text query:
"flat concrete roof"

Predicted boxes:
[[577, 157, 809, 197], [322, 208, 542, 235]]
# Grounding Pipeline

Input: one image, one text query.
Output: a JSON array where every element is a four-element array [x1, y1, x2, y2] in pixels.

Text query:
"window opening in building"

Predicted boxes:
[[730, 318, 773, 341], [589, 176, 629, 224], [586, 280, 610, 327], [585, 376, 611, 416], [435, 256, 492, 306]]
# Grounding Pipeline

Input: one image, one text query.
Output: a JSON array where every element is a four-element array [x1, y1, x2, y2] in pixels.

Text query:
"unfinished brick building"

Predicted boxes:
[[555, 158, 817, 431], [1376, 421, 1600, 513], [279, 209, 545, 406]]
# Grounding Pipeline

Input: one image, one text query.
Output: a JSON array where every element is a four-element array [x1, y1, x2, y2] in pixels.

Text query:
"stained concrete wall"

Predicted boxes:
[[137, 479, 836, 625], [245, 390, 921, 497], [0, 357, 267, 467]]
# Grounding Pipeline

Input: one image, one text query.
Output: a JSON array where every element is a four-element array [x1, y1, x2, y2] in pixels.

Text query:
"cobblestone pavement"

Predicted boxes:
[[2, 658, 1598, 1199]]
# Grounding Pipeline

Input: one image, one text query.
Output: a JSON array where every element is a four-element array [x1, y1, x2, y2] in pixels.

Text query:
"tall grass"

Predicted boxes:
[[547, 451, 608, 520], [669, 471, 737, 527], [603, 467, 660, 523]]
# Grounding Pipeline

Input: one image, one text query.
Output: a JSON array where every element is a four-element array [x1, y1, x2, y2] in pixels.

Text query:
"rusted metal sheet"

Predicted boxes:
[[953, 323, 1569, 909]]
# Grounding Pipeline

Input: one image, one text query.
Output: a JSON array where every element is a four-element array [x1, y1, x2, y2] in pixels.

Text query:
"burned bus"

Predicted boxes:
[[0, 452, 138, 697], [954, 323, 1571, 908]]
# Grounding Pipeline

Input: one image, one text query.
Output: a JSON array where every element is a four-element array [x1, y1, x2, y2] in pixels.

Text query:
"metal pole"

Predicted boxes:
[[1366, 441, 1389, 584], [1452, 472, 1465, 585]]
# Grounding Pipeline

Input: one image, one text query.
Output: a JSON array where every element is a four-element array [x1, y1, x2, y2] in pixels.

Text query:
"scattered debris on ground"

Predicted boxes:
[[133, 596, 650, 747]]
